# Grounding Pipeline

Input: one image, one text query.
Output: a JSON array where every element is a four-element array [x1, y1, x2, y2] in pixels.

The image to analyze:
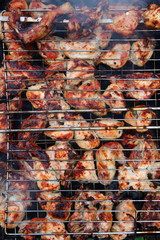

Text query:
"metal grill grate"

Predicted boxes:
[[0, 0, 160, 240]]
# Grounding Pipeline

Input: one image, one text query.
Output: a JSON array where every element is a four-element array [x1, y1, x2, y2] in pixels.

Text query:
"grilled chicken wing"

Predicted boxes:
[[32, 157, 60, 191], [130, 37, 156, 66], [0, 103, 7, 153], [109, 72, 160, 100], [110, 200, 137, 240], [26, 74, 69, 110], [124, 106, 156, 132], [9, 2, 74, 44], [128, 140, 159, 169], [73, 151, 98, 182], [118, 165, 155, 191], [37, 191, 72, 221], [143, 4, 160, 29], [106, 10, 141, 35], [126, 72, 160, 99], [60, 40, 100, 62], [140, 192, 160, 230], [75, 119, 100, 149], [96, 142, 125, 185], [37, 36, 65, 65], [6, 55, 45, 84], [66, 60, 95, 86], [101, 84, 126, 113], [7, 0, 28, 11], [29, 0, 56, 18], [64, 79, 107, 116], [97, 42, 130, 69], [68, 191, 113, 240], [93, 118, 124, 139], [46, 142, 78, 187], [19, 218, 70, 240]]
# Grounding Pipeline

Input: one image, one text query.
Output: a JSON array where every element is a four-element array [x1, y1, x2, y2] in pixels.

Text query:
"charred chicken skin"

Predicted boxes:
[[68, 191, 113, 240], [19, 218, 70, 240], [96, 142, 125, 185], [8, 2, 74, 44], [110, 200, 137, 240]]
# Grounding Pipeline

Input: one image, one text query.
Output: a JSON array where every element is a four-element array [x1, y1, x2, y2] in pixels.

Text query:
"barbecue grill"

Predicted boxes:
[[0, 0, 159, 239]]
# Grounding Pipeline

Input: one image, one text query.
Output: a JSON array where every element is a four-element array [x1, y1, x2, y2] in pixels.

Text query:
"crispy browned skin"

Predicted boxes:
[[68, 191, 113, 240], [66, 60, 95, 86], [37, 192, 72, 221], [0, 103, 7, 153], [19, 218, 70, 240], [9, 2, 74, 44], [106, 10, 141, 35], [101, 84, 126, 113], [0, 68, 6, 98], [64, 79, 107, 116], [9, 96, 23, 111], [108, 72, 160, 99], [46, 141, 78, 187], [143, 4, 160, 29], [96, 142, 125, 185], [130, 38, 156, 66], [6, 55, 45, 83], [73, 151, 98, 182], [29, 0, 56, 18], [18, 114, 47, 147], [140, 192, 160, 230], [97, 42, 130, 69], [124, 105, 156, 132], [7, 75, 26, 96], [7, 0, 28, 11], [110, 200, 137, 240]]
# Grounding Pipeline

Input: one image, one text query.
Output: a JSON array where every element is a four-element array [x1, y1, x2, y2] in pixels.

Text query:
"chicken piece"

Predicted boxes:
[[140, 192, 160, 229], [66, 60, 95, 86], [37, 36, 65, 65], [64, 79, 107, 116], [68, 191, 113, 240], [7, 74, 26, 96], [6, 55, 45, 83], [18, 113, 47, 148], [75, 120, 100, 149], [124, 106, 156, 132], [26, 74, 69, 110], [44, 112, 83, 141], [29, 0, 56, 18], [97, 42, 130, 69], [60, 40, 100, 62], [0, 68, 6, 98], [143, 4, 160, 29], [73, 151, 98, 182], [9, 2, 74, 44], [94, 26, 112, 49], [93, 118, 124, 139], [0, 103, 7, 153], [32, 157, 60, 191], [122, 131, 153, 149], [37, 191, 72, 221], [126, 72, 160, 100], [19, 218, 70, 240], [101, 84, 126, 113], [0, 191, 31, 229], [110, 200, 137, 240], [9, 96, 23, 111], [128, 140, 159, 169], [46, 142, 78, 187], [106, 10, 141, 35], [96, 142, 125, 185], [118, 165, 155, 191], [130, 37, 156, 66], [107, 75, 128, 89], [7, 0, 28, 11]]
